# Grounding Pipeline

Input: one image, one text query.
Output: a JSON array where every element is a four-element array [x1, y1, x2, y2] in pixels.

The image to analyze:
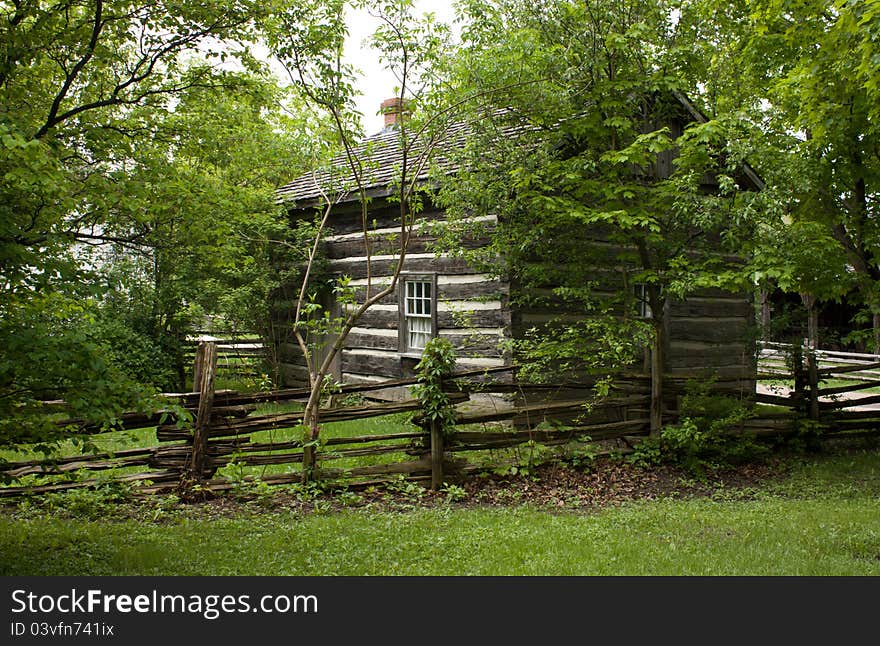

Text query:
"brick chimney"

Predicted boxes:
[[380, 97, 410, 128]]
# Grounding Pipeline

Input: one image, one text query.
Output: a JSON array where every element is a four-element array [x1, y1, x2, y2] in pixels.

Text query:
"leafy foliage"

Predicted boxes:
[[432, 0, 762, 384], [628, 379, 766, 473], [0, 1, 332, 443], [411, 337, 458, 438]]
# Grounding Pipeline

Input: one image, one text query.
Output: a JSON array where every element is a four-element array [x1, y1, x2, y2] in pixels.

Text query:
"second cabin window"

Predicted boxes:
[[633, 283, 653, 319], [402, 277, 435, 352]]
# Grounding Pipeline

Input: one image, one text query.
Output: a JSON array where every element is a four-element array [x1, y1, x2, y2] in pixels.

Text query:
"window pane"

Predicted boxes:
[[404, 279, 433, 350], [408, 316, 431, 350]]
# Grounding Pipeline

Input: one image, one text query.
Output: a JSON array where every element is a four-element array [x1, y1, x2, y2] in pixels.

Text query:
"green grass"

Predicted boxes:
[[0, 400, 421, 484], [2, 449, 879, 576]]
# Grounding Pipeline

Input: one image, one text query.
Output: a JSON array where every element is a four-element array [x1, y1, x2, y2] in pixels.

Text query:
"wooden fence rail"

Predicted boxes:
[[4, 342, 880, 498], [756, 342, 880, 439]]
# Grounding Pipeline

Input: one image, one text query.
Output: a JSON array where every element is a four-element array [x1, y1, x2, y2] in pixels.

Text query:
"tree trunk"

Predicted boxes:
[[873, 312, 880, 356], [760, 287, 771, 342], [800, 292, 818, 350], [649, 319, 665, 437]]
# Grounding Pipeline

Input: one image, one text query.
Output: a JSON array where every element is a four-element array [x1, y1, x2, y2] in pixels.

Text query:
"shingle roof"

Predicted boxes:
[[275, 120, 474, 207], [275, 93, 764, 207]]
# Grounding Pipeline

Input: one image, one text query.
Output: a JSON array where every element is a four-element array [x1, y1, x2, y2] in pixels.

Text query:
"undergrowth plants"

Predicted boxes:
[[411, 338, 458, 438], [628, 379, 768, 474]]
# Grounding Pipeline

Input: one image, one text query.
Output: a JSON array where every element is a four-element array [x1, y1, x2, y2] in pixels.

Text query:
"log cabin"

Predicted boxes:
[[273, 92, 764, 421]]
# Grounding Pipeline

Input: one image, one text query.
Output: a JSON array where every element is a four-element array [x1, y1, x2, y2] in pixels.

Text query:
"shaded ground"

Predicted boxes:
[[1, 450, 795, 523]]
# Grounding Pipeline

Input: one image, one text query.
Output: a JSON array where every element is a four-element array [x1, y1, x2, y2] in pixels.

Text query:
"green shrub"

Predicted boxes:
[[628, 379, 768, 473], [411, 338, 458, 438]]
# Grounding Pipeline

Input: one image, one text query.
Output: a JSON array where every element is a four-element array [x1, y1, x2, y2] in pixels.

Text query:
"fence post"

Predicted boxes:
[[430, 418, 444, 491], [187, 341, 217, 484], [792, 344, 806, 415], [806, 346, 820, 421]]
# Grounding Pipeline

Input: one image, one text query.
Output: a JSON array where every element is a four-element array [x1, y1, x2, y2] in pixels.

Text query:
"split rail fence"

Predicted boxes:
[[3, 342, 879, 498], [185, 335, 266, 383], [1, 342, 657, 497], [756, 341, 880, 438]]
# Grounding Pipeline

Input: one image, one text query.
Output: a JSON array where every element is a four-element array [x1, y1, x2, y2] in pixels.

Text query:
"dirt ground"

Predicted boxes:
[[121, 453, 791, 522]]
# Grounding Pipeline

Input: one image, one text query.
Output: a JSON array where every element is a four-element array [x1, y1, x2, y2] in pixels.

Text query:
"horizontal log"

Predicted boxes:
[[320, 206, 446, 236], [161, 389, 238, 406], [819, 394, 880, 410], [817, 381, 880, 396], [668, 299, 753, 319], [666, 343, 754, 369], [755, 392, 799, 407], [205, 432, 424, 462], [0, 470, 179, 498], [341, 349, 404, 379], [4, 454, 154, 478], [441, 332, 507, 358], [454, 395, 649, 425], [0, 445, 164, 473], [821, 410, 880, 421], [328, 255, 476, 280], [318, 444, 412, 461], [450, 418, 649, 447], [346, 330, 398, 351], [667, 318, 752, 344], [817, 361, 880, 376], [439, 309, 510, 329], [326, 232, 491, 260], [213, 452, 304, 468], [323, 431, 426, 445], [318, 457, 433, 479], [208, 439, 302, 456], [449, 381, 646, 395], [156, 396, 465, 441]]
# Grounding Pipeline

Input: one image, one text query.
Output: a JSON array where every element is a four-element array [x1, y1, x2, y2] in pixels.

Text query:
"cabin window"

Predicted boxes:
[[633, 283, 652, 319], [400, 275, 436, 353]]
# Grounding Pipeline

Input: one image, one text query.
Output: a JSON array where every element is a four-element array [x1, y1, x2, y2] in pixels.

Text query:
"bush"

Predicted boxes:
[[628, 379, 768, 473]]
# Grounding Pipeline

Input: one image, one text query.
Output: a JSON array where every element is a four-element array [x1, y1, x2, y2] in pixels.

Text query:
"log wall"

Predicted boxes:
[[277, 205, 512, 390], [277, 200, 757, 404]]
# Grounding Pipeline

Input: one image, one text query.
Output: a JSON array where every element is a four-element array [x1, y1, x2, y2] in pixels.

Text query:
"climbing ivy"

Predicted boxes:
[[412, 338, 458, 438]]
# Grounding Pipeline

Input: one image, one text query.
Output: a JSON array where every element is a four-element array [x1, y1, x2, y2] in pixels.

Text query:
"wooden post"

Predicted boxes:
[[792, 344, 806, 415], [430, 418, 444, 491], [188, 341, 217, 482], [649, 325, 664, 437], [192, 344, 205, 393], [301, 444, 314, 484], [806, 347, 820, 421]]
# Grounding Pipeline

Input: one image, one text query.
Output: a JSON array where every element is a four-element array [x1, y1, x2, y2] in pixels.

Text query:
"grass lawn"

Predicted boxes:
[[2, 446, 879, 576]]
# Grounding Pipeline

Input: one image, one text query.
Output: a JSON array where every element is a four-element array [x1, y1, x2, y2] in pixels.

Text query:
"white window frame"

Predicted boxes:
[[399, 274, 437, 354]]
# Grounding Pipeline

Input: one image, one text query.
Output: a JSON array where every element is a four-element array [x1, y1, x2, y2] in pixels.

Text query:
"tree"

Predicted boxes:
[[431, 0, 764, 434], [0, 1, 332, 446], [266, 0, 459, 478], [684, 0, 880, 351], [89, 67, 326, 391]]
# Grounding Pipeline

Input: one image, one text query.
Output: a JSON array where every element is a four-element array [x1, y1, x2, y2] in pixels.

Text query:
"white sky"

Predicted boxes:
[[346, 1, 457, 134]]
